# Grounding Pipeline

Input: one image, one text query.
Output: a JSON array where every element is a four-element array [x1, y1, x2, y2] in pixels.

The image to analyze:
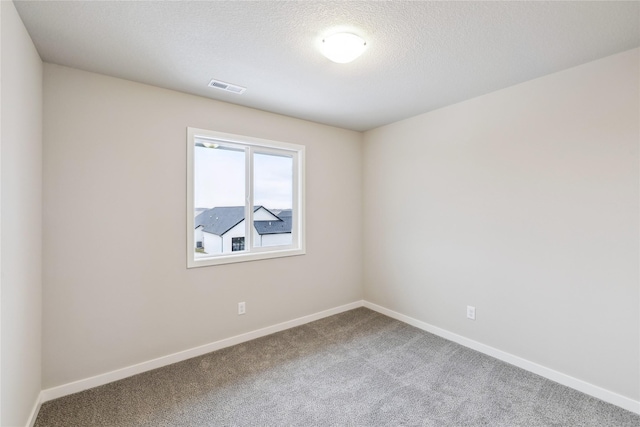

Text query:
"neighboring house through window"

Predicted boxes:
[[195, 206, 291, 254]]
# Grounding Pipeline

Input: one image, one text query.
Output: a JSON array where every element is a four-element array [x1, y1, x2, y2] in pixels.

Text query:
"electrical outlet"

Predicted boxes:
[[238, 302, 246, 315], [467, 305, 476, 320]]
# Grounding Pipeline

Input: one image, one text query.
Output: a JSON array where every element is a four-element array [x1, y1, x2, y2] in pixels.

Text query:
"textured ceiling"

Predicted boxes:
[[14, 1, 640, 132]]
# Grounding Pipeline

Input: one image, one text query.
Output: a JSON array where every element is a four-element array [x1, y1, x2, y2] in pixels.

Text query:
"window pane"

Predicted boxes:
[[194, 140, 246, 257], [253, 152, 293, 248]]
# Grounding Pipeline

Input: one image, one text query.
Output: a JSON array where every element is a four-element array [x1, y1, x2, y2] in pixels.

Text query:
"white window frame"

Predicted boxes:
[[187, 127, 305, 268]]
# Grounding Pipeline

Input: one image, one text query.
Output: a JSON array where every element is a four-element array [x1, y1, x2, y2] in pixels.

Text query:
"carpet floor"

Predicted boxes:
[[35, 307, 639, 426]]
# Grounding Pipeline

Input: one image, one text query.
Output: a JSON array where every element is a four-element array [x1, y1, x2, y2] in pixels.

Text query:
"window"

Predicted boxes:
[[231, 237, 245, 252], [187, 128, 305, 267]]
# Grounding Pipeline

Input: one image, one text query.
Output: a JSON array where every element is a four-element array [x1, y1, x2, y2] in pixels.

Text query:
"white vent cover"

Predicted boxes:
[[208, 79, 246, 94]]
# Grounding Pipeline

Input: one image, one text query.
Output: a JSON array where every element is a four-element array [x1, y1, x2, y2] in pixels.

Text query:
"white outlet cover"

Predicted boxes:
[[467, 306, 476, 320]]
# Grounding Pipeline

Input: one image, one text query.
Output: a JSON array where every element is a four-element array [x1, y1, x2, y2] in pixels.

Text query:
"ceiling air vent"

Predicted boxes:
[[208, 79, 246, 94]]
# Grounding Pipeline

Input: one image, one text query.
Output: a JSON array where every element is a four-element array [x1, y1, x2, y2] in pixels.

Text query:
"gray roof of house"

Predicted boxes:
[[254, 216, 292, 235], [195, 206, 257, 236], [195, 206, 290, 236]]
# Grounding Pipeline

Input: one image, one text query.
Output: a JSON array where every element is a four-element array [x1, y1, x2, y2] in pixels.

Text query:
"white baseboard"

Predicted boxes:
[[40, 300, 364, 403], [36, 299, 640, 418], [363, 301, 640, 415], [26, 392, 42, 427]]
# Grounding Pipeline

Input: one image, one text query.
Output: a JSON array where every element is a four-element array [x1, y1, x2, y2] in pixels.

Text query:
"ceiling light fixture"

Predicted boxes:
[[320, 33, 367, 64]]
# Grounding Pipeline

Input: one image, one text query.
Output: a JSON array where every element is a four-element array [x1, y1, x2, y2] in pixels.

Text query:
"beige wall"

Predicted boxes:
[[363, 48, 640, 400], [42, 64, 363, 388], [1, 1, 43, 425]]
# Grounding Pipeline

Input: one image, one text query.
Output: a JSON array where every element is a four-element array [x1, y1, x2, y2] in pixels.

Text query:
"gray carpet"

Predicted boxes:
[[35, 307, 639, 426]]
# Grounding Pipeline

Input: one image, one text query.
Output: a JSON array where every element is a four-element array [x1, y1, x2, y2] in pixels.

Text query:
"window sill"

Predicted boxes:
[[187, 247, 306, 268]]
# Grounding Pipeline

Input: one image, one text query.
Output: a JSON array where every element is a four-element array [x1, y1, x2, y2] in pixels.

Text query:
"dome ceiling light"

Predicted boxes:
[[320, 33, 367, 64]]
